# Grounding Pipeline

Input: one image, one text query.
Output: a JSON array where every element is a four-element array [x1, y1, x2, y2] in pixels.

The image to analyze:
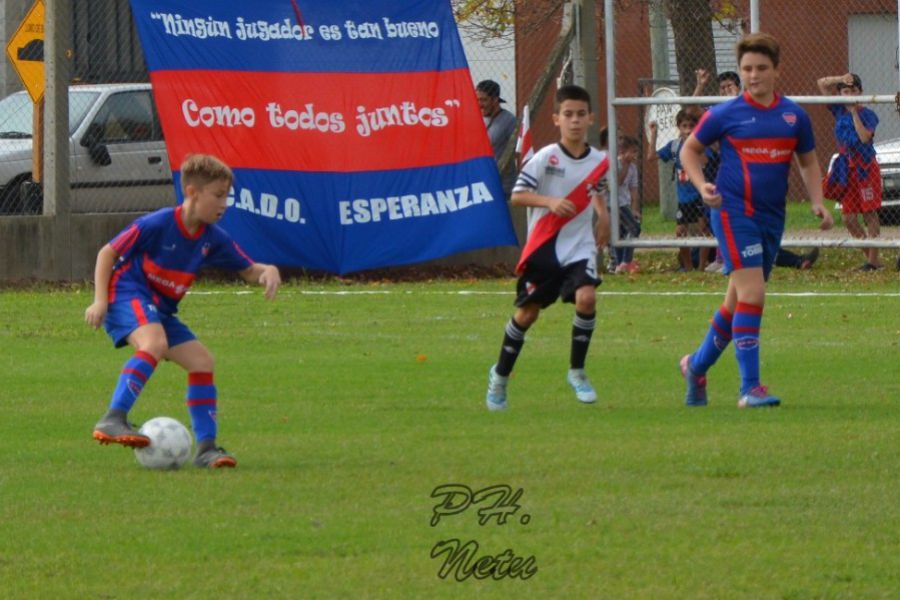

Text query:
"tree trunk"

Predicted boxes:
[[665, 0, 718, 96]]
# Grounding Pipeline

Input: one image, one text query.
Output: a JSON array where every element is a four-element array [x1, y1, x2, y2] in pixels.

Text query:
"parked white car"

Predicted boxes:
[[0, 83, 175, 214]]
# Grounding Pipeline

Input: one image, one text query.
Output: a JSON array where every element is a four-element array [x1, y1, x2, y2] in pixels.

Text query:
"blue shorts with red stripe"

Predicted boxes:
[[104, 295, 196, 349], [710, 208, 783, 281]]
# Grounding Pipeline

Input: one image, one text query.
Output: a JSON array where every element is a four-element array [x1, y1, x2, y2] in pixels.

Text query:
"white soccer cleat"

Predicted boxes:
[[567, 369, 597, 403], [485, 365, 509, 411]]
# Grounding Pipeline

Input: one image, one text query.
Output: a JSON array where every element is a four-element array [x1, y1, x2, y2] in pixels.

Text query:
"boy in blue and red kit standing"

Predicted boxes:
[[85, 154, 281, 467], [678, 33, 833, 408]]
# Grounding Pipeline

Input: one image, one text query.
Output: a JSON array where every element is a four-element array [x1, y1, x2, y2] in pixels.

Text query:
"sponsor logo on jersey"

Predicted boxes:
[[782, 112, 797, 126], [741, 243, 763, 258], [545, 165, 566, 177]]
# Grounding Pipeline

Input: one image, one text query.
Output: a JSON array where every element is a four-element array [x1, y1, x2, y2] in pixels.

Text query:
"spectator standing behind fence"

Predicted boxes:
[[605, 135, 642, 274], [476, 79, 518, 198], [647, 110, 712, 271], [695, 69, 820, 272], [678, 33, 833, 410], [818, 72, 884, 271]]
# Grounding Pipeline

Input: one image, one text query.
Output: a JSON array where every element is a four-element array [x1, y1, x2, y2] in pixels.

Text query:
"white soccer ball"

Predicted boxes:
[[134, 416, 193, 470]]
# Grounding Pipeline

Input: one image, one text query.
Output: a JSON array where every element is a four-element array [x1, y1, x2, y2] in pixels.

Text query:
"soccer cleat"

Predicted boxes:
[[799, 248, 819, 270], [92, 417, 151, 448], [737, 385, 781, 409], [567, 369, 597, 403], [485, 365, 509, 411], [679, 354, 708, 407], [193, 446, 237, 468]]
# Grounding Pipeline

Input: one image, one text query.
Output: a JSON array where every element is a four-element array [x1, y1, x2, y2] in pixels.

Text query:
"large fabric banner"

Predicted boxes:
[[129, 0, 517, 273]]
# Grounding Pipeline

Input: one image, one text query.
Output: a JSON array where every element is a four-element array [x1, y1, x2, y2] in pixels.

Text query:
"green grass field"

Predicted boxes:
[[1, 272, 898, 598]]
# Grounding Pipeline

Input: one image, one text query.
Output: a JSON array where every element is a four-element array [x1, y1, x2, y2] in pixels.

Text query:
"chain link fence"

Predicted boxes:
[[605, 0, 900, 272], [0, 0, 173, 216], [3, 0, 898, 272]]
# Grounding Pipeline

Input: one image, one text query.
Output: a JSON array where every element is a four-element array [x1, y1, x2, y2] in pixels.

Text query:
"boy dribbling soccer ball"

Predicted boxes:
[[85, 153, 281, 467]]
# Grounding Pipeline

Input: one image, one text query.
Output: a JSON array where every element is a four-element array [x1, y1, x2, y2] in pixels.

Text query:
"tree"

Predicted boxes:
[[664, 0, 719, 95]]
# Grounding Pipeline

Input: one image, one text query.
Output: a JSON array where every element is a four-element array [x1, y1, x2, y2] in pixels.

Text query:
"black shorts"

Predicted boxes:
[[676, 199, 706, 225], [515, 249, 601, 309]]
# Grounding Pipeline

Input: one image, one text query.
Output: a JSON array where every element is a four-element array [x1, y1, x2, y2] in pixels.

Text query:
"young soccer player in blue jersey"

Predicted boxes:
[[485, 85, 610, 411], [678, 33, 833, 408], [85, 154, 281, 467]]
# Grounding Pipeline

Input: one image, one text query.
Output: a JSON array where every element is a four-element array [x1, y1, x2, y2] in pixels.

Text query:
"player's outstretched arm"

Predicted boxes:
[[240, 263, 282, 300], [85, 244, 118, 329], [795, 150, 834, 231], [645, 122, 659, 162]]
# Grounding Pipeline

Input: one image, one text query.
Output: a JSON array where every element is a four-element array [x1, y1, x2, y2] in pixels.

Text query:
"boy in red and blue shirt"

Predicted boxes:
[[818, 72, 883, 270], [678, 33, 833, 408], [85, 154, 281, 467]]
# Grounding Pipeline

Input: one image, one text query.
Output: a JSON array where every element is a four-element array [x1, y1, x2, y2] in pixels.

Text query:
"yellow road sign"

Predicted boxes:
[[5, 0, 45, 103]]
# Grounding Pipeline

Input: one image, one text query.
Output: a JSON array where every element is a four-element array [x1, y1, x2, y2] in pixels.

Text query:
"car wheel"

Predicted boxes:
[[0, 175, 32, 214]]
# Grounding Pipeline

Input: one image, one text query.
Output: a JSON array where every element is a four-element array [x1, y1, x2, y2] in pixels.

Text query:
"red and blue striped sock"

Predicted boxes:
[[186, 372, 218, 443], [733, 302, 763, 394], [109, 351, 157, 412], [691, 305, 733, 375]]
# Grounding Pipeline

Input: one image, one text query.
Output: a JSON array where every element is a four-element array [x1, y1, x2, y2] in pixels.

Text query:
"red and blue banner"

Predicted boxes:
[[129, 0, 517, 273]]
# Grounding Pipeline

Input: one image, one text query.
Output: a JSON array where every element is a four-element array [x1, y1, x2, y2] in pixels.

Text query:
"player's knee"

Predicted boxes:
[[515, 305, 540, 328], [137, 338, 168, 360], [192, 347, 215, 372], [575, 288, 596, 313]]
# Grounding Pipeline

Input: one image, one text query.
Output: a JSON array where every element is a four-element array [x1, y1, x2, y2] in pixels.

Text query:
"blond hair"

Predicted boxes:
[[736, 33, 780, 68], [180, 153, 233, 192]]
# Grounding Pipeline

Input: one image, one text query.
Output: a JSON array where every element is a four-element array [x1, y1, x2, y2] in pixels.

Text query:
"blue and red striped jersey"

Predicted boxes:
[[694, 92, 815, 223], [829, 104, 878, 164], [107, 206, 254, 314]]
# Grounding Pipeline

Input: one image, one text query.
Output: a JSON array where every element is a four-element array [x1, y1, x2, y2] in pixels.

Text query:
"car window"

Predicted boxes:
[[91, 91, 159, 144], [0, 90, 99, 137], [69, 91, 101, 133]]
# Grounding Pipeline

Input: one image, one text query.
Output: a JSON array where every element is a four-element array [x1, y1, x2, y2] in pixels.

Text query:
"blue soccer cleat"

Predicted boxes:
[[567, 369, 597, 403], [485, 365, 509, 411], [679, 354, 708, 407], [738, 385, 781, 408]]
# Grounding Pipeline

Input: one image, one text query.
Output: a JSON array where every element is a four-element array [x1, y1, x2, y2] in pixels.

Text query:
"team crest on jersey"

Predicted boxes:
[[782, 112, 797, 126], [201, 243, 211, 257], [549, 155, 559, 166]]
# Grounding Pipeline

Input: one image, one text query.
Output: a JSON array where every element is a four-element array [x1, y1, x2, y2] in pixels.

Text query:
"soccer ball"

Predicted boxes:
[[134, 416, 193, 470]]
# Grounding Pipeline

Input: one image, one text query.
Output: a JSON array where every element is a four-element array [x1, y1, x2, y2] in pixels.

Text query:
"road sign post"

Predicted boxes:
[[6, 0, 46, 188]]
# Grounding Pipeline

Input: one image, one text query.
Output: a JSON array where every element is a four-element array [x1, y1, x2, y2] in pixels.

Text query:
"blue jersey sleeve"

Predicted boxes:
[[693, 108, 722, 147], [657, 142, 674, 162], [203, 226, 255, 271], [860, 107, 879, 132], [795, 109, 816, 154], [828, 104, 845, 119], [109, 213, 158, 262]]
